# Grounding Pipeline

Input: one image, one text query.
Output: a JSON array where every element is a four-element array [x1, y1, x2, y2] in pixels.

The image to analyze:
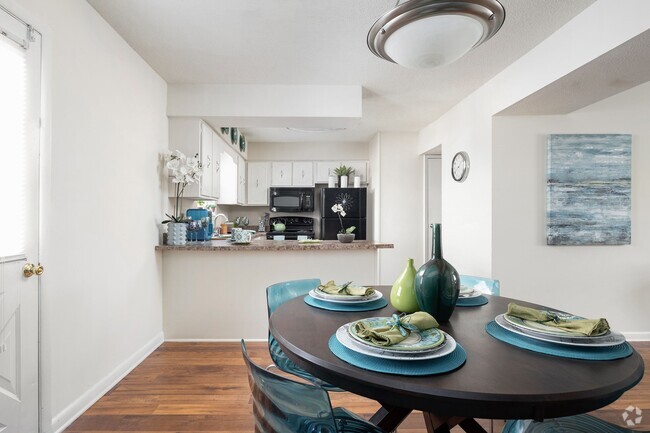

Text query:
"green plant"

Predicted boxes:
[[333, 164, 355, 177]]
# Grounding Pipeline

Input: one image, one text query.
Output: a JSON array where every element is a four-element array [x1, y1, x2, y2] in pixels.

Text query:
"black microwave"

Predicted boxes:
[[269, 187, 315, 213]]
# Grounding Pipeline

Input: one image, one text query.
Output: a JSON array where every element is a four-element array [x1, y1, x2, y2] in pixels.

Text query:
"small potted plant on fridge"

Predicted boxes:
[[333, 165, 355, 188], [331, 203, 356, 243]]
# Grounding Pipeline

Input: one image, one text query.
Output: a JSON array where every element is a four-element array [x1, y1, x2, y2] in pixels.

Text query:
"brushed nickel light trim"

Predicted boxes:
[[367, 0, 505, 68]]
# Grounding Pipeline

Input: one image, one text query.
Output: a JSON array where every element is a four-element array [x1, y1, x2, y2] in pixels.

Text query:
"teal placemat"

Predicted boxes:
[[457, 295, 488, 307], [304, 295, 388, 312], [485, 321, 633, 361], [328, 334, 466, 376]]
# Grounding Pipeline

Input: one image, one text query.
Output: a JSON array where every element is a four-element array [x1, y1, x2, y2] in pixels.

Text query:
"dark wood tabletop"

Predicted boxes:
[[269, 287, 644, 427]]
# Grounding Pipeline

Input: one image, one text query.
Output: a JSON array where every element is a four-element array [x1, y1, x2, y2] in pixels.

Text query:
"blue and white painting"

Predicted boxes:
[[547, 134, 631, 246]]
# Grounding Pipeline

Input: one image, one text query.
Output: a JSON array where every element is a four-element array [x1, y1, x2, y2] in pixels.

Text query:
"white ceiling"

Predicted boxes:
[[88, 0, 594, 143]]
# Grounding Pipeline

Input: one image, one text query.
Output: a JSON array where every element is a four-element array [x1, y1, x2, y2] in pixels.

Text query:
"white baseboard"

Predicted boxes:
[[623, 331, 650, 341], [164, 338, 266, 342], [51, 331, 164, 433]]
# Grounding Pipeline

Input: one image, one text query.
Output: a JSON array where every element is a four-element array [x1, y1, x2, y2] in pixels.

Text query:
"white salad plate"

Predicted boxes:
[[495, 314, 626, 347], [458, 289, 482, 299], [336, 324, 456, 360], [309, 289, 383, 304]]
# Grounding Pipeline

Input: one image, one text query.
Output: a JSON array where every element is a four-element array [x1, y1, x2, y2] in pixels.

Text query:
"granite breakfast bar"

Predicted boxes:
[[157, 239, 393, 340]]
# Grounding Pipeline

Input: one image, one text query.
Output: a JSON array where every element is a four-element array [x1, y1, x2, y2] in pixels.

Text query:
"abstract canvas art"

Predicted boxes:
[[547, 134, 631, 245]]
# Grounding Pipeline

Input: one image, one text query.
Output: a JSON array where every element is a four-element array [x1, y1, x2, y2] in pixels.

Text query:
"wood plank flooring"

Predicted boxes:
[[65, 342, 650, 432]]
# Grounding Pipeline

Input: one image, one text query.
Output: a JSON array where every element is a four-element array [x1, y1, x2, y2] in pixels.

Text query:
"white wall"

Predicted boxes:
[[371, 132, 425, 285], [493, 82, 650, 337], [2, 0, 168, 431], [418, 0, 650, 277]]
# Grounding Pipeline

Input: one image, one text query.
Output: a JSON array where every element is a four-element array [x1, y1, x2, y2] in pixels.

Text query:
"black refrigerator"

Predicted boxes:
[[320, 188, 367, 240]]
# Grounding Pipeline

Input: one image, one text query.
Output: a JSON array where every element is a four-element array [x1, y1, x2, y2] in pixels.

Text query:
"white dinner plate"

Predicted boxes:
[[336, 324, 457, 360], [458, 289, 482, 299], [494, 314, 626, 347], [309, 289, 383, 304], [312, 286, 377, 301], [503, 312, 609, 338]]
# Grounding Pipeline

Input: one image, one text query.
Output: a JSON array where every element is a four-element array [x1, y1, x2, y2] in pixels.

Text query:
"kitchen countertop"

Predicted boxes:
[[156, 239, 393, 251]]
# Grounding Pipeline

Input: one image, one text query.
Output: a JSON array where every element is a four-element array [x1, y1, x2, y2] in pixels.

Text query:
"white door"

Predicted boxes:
[[425, 156, 442, 260], [0, 7, 42, 433]]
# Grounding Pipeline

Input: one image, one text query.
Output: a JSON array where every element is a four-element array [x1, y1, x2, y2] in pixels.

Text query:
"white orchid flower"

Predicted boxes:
[[340, 210, 346, 217]]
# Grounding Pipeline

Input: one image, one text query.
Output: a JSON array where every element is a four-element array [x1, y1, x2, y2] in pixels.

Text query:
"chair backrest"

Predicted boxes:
[[266, 278, 322, 316], [460, 274, 500, 296], [241, 340, 338, 433]]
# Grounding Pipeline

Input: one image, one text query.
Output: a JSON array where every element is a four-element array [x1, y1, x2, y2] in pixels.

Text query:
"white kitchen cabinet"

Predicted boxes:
[[343, 160, 368, 184], [247, 162, 270, 205], [217, 145, 238, 205], [292, 161, 313, 186], [169, 118, 221, 199], [315, 161, 340, 183], [313, 160, 369, 184], [271, 162, 293, 186], [237, 157, 246, 205]]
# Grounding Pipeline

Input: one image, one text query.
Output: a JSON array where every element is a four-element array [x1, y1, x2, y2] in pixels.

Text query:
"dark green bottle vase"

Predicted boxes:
[[414, 223, 460, 322]]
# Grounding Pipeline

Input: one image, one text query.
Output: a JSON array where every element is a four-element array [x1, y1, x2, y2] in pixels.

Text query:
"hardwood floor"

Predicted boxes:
[[65, 342, 649, 432]]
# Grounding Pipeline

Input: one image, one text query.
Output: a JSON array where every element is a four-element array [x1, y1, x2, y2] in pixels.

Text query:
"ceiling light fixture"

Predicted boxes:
[[285, 127, 347, 133], [367, 0, 505, 69]]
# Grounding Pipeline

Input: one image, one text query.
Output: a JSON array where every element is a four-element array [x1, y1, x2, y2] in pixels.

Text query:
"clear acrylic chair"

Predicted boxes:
[[266, 278, 342, 391], [242, 340, 385, 433], [503, 414, 647, 433], [460, 274, 501, 296], [460, 274, 500, 433]]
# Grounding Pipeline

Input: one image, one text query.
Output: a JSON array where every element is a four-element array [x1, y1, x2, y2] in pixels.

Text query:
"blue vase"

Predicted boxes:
[[414, 224, 460, 322]]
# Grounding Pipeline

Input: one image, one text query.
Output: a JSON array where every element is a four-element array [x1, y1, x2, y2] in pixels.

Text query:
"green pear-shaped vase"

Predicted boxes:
[[414, 223, 460, 322], [390, 258, 419, 313]]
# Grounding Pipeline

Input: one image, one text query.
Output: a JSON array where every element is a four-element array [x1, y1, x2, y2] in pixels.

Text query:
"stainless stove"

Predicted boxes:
[[266, 216, 315, 240]]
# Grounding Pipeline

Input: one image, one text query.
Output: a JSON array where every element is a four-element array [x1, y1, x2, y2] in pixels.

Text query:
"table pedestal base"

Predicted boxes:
[[370, 404, 488, 433]]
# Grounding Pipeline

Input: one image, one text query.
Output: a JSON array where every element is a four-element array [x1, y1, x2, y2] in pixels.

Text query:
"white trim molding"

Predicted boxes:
[[51, 332, 164, 433]]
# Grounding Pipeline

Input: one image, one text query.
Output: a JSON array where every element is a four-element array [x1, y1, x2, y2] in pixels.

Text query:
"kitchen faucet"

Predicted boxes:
[[213, 213, 228, 227]]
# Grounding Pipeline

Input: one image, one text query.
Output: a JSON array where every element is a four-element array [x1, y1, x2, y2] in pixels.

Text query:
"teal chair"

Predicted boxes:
[[266, 278, 342, 391], [503, 414, 647, 433], [242, 340, 385, 433], [460, 274, 500, 296]]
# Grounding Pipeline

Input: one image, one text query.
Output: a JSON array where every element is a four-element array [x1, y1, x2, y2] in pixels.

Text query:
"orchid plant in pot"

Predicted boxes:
[[162, 150, 203, 245], [331, 203, 356, 243]]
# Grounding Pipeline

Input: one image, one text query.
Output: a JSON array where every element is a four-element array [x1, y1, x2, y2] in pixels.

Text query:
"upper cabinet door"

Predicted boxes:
[[315, 161, 341, 183], [200, 122, 214, 198], [247, 162, 269, 205], [292, 161, 314, 186], [343, 160, 368, 184], [237, 157, 246, 205], [211, 131, 224, 199], [271, 161, 292, 186]]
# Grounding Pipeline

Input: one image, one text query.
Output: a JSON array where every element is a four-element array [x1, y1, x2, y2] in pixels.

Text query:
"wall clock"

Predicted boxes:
[[451, 151, 470, 182]]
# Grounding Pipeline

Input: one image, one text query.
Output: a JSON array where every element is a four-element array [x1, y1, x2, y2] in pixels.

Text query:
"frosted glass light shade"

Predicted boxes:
[[384, 15, 484, 69], [367, 0, 506, 69]]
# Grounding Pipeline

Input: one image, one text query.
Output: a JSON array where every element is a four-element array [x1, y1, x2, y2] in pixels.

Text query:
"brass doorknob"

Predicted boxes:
[[23, 263, 44, 278]]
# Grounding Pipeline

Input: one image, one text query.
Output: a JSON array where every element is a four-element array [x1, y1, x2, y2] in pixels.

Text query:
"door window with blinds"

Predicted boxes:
[[0, 9, 39, 261], [0, 6, 41, 432]]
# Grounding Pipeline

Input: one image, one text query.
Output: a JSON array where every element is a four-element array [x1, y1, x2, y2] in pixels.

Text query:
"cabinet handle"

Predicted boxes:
[[206, 155, 211, 168], [302, 170, 305, 178], [215, 161, 220, 172], [256, 179, 259, 187], [280, 170, 284, 178]]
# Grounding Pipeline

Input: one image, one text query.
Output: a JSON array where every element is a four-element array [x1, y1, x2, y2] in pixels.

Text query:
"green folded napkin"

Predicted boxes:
[[317, 280, 375, 297], [506, 303, 610, 336], [353, 312, 439, 346]]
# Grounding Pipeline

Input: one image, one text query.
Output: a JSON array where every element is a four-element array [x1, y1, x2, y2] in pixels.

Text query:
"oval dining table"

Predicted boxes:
[[269, 286, 645, 433]]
